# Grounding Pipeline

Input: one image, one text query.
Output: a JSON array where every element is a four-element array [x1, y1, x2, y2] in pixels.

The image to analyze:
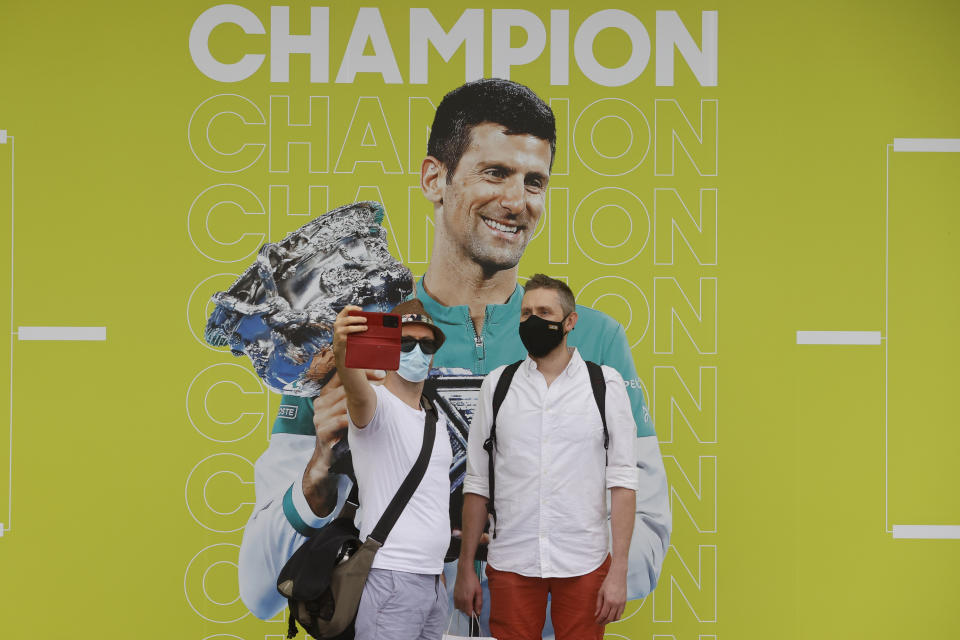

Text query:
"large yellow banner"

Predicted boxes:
[[1, 1, 958, 639]]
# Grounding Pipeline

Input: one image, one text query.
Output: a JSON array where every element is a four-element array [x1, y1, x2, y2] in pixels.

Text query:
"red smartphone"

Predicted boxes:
[[345, 311, 402, 370]]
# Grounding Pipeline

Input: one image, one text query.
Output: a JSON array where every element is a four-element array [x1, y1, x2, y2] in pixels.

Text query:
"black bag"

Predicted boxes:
[[277, 394, 439, 639]]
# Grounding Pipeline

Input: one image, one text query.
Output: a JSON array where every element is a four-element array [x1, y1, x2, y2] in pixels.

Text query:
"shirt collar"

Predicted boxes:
[[415, 277, 523, 325], [524, 347, 583, 378]]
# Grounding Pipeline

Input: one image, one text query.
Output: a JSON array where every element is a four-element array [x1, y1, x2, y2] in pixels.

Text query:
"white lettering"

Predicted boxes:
[[491, 9, 547, 79], [336, 8, 403, 84], [549, 10, 569, 86], [409, 8, 483, 84], [188, 6, 720, 88], [574, 9, 650, 87], [655, 11, 718, 87], [270, 6, 329, 83], [189, 5, 265, 83]]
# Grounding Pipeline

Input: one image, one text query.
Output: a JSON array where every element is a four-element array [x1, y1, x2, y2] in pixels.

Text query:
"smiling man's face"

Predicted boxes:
[[436, 122, 552, 273]]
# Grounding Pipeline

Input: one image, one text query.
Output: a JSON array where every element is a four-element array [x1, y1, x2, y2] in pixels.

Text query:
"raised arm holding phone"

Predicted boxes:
[[331, 299, 453, 640]]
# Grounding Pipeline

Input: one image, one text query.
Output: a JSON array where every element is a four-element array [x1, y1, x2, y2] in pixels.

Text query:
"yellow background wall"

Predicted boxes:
[[1, 1, 957, 638]]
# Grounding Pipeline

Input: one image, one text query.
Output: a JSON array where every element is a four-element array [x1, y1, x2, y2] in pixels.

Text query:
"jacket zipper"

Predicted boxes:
[[469, 307, 487, 366]]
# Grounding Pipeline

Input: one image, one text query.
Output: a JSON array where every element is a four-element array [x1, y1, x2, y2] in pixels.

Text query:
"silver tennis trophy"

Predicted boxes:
[[204, 201, 413, 397]]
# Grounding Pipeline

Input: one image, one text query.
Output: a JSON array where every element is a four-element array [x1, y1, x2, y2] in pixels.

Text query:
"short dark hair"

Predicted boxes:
[[428, 78, 556, 180], [523, 273, 575, 316]]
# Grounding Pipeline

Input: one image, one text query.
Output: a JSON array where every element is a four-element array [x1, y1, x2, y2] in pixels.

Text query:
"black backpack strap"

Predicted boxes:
[[367, 394, 439, 545], [483, 360, 523, 539], [585, 361, 609, 463]]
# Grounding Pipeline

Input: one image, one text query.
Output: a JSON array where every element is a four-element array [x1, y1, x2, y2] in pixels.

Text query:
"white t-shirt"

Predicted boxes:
[[348, 383, 452, 574]]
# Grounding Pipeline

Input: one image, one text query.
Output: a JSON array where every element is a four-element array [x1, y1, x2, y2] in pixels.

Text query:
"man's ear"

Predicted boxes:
[[420, 156, 446, 205], [565, 310, 578, 332]]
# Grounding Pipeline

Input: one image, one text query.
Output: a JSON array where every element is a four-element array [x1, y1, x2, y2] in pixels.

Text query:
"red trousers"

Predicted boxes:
[[486, 556, 611, 640]]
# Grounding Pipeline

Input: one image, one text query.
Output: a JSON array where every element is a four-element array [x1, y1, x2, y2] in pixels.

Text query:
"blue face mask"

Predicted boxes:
[[397, 344, 431, 382]]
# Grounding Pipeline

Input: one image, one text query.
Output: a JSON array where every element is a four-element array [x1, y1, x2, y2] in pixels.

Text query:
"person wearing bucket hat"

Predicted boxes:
[[390, 299, 447, 383], [330, 299, 451, 640]]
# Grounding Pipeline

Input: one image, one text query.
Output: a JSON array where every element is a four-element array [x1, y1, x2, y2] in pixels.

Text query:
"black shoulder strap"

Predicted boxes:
[[489, 361, 523, 447], [367, 394, 439, 545], [340, 482, 360, 523], [585, 361, 609, 456], [483, 360, 523, 539], [329, 444, 359, 522]]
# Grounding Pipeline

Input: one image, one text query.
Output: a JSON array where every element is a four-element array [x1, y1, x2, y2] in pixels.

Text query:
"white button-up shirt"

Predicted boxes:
[[464, 349, 639, 578]]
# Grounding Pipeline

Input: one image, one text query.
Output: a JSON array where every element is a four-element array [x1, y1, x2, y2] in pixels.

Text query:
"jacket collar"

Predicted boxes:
[[415, 277, 523, 326]]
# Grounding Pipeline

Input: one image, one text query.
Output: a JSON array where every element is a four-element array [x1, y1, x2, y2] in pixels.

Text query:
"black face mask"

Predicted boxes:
[[518, 314, 568, 357]]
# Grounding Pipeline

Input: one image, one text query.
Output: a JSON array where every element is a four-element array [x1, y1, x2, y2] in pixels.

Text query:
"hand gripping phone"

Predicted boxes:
[[345, 311, 402, 370]]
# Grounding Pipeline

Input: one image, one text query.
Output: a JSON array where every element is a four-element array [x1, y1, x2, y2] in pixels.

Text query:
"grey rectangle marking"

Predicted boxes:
[[18, 326, 107, 341], [892, 525, 960, 539], [893, 138, 960, 153], [796, 331, 882, 345]]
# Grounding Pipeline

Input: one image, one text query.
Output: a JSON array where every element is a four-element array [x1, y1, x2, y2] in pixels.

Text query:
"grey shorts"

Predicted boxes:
[[355, 568, 448, 640]]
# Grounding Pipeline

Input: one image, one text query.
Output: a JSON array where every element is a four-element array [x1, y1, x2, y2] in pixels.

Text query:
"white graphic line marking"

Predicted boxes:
[[796, 331, 882, 345], [6, 134, 13, 536], [17, 326, 107, 341], [884, 143, 890, 532], [892, 525, 960, 539], [0, 131, 7, 144], [893, 138, 960, 153]]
